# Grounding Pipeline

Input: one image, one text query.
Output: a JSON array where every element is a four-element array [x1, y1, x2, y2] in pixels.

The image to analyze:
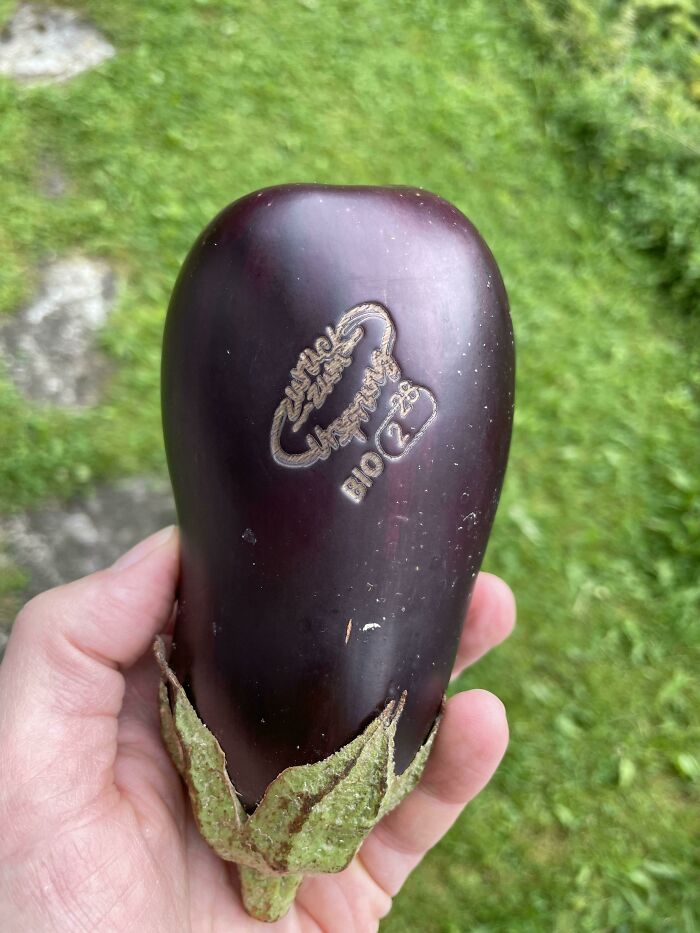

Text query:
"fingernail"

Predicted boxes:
[[111, 525, 176, 572]]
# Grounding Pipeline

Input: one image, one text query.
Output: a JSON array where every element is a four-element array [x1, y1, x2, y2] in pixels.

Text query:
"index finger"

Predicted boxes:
[[451, 572, 516, 680]]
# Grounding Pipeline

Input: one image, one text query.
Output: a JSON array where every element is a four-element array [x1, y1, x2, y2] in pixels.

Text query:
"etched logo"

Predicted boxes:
[[270, 301, 437, 501], [376, 381, 437, 462]]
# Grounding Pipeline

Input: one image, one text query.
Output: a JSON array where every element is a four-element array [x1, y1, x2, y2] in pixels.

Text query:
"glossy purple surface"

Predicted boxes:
[[163, 184, 514, 810]]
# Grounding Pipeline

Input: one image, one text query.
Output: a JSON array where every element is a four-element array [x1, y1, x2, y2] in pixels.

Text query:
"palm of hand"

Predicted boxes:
[[0, 529, 513, 932]]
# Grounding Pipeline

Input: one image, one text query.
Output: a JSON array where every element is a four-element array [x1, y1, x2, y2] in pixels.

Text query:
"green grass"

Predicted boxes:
[[1, 0, 698, 929]]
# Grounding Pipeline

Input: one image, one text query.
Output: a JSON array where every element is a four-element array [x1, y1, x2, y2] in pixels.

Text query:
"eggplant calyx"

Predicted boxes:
[[153, 637, 442, 922]]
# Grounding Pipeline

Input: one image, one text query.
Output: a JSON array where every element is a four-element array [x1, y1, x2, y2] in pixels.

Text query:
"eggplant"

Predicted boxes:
[[158, 184, 514, 919]]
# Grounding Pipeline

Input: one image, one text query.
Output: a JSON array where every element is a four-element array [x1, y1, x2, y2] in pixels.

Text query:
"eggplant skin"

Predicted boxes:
[[162, 184, 514, 810]]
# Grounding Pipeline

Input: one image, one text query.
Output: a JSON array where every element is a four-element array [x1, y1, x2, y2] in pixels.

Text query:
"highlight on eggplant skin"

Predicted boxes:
[[161, 183, 514, 812]]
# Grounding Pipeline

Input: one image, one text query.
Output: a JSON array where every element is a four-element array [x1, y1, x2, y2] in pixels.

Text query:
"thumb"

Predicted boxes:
[[0, 527, 178, 843]]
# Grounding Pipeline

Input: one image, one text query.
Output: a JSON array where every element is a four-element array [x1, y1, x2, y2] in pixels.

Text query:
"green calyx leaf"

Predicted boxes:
[[153, 637, 442, 921]]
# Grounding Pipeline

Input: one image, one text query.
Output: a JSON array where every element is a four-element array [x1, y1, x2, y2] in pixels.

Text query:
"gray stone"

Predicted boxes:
[[0, 257, 116, 407], [37, 158, 69, 198], [0, 4, 114, 84], [0, 478, 175, 615], [0, 550, 23, 654], [0, 476, 176, 653]]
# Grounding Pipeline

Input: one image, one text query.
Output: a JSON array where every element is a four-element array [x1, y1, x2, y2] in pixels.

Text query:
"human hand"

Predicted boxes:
[[0, 527, 514, 932]]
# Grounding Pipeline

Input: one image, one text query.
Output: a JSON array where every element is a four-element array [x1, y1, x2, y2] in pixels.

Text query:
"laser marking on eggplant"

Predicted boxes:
[[270, 300, 438, 499]]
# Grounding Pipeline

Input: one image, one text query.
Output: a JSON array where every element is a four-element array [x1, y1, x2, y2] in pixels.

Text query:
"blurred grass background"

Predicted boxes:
[[1, 0, 698, 929]]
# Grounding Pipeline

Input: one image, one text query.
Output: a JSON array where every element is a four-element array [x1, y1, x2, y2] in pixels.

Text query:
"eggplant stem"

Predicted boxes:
[[239, 866, 303, 923]]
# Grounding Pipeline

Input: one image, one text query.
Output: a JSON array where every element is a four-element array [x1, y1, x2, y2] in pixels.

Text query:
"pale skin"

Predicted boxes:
[[0, 526, 515, 932]]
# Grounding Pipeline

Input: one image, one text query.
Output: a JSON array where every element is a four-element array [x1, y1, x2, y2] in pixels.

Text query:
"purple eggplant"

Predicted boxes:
[[162, 184, 514, 812]]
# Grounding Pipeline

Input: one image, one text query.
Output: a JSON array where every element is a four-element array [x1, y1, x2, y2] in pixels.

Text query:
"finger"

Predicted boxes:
[[119, 608, 176, 737], [1, 523, 178, 726], [296, 859, 392, 931], [115, 639, 187, 827], [115, 602, 177, 794], [451, 573, 515, 681], [359, 689, 508, 897], [3, 524, 177, 698], [0, 528, 178, 831]]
